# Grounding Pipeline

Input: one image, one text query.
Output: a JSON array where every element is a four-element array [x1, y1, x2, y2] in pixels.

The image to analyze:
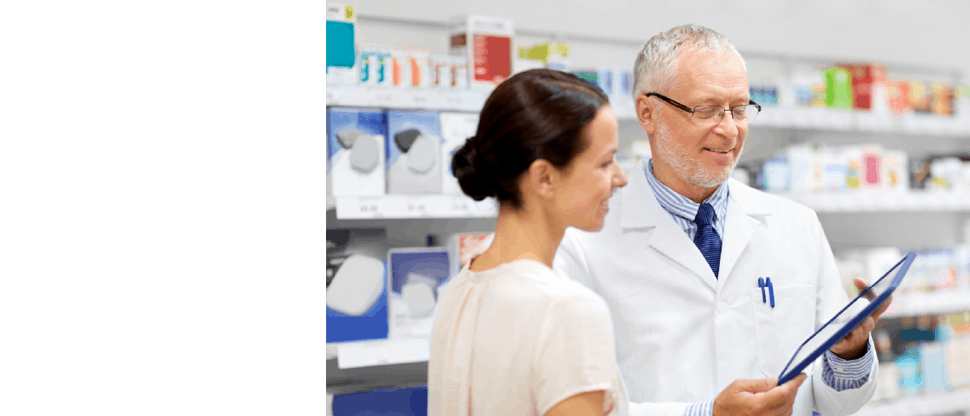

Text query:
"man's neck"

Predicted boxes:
[[651, 160, 718, 204]]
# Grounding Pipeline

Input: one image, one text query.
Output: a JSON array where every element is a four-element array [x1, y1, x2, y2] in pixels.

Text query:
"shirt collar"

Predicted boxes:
[[644, 158, 730, 224]]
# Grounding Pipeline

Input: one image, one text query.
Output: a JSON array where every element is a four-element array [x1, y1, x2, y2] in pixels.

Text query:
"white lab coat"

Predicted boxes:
[[553, 160, 877, 416]]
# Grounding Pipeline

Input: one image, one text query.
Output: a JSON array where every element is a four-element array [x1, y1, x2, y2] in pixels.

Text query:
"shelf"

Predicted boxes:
[[326, 86, 970, 136], [883, 290, 970, 318], [331, 337, 430, 369], [331, 194, 497, 219], [774, 191, 970, 213], [857, 390, 970, 416]]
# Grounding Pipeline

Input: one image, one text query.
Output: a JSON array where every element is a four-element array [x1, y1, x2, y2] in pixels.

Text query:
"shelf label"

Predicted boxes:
[[336, 338, 430, 369], [406, 199, 429, 217]]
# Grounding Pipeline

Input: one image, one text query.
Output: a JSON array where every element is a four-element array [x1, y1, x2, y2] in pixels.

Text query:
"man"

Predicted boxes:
[[554, 24, 887, 416]]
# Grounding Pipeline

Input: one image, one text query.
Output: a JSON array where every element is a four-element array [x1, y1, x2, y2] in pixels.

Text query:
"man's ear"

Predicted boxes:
[[525, 159, 559, 201], [636, 94, 657, 136]]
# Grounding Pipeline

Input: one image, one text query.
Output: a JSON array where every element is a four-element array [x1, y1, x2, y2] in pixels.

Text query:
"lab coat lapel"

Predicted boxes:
[[621, 161, 718, 292], [717, 178, 774, 291]]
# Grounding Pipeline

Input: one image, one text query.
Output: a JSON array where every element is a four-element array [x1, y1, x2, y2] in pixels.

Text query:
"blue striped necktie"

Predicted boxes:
[[693, 203, 722, 278]]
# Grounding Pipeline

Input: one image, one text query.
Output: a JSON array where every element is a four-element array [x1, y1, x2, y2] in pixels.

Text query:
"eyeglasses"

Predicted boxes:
[[643, 92, 761, 126]]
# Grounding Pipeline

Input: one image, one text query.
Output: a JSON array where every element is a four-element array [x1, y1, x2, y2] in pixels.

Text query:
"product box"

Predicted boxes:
[[881, 150, 910, 192], [821, 149, 848, 193], [836, 63, 887, 110], [386, 111, 443, 193], [327, 108, 387, 196], [571, 69, 618, 96], [326, 253, 389, 343], [439, 112, 480, 195], [860, 145, 884, 191], [448, 15, 514, 90], [759, 157, 790, 193], [888, 80, 912, 114], [786, 146, 818, 193], [447, 232, 494, 276], [824, 68, 853, 109], [358, 43, 393, 87], [843, 147, 865, 191], [431, 55, 462, 89], [910, 81, 933, 114], [326, 3, 358, 86], [391, 46, 431, 88], [518, 42, 570, 71], [388, 247, 451, 339], [331, 386, 428, 416], [619, 71, 634, 98], [931, 82, 954, 116]]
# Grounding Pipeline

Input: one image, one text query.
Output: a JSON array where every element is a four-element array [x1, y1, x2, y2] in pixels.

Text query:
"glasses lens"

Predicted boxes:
[[736, 105, 759, 123], [692, 106, 722, 125]]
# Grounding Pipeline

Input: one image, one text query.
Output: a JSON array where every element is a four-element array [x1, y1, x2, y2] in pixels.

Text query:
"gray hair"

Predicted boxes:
[[632, 24, 746, 100]]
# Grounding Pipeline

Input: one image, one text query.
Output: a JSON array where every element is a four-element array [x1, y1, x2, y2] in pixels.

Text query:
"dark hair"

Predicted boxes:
[[451, 69, 610, 209]]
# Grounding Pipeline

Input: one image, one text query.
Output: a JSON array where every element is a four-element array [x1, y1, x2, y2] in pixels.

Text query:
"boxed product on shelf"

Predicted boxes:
[[910, 81, 933, 114], [391, 46, 431, 88], [836, 62, 888, 111], [326, 3, 358, 86], [785, 146, 819, 193], [448, 15, 514, 90], [881, 150, 910, 192], [387, 247, 450, 339], [331, 385, 427, 416], [944, 313, 970, 388], [820, 148, 848, 193], [888, 80, 913, 114], [447, 232, 494, 276], [758, 157, 790, 193], [326, 252, 389, 343], [327, 108, 387, 196], [439, 112, 480, 195], [386, 111, 443, 193], [824, 67, 853, 109], [518, 42, 570, 71], [931, 82, 954, 116], [431, 55, 466, 89], [358, 43, 393, 87], [921, 340, 949, 394]]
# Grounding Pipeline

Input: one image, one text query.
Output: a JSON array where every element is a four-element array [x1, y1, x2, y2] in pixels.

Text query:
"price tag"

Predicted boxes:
[[450, 198, 472, 216], [407, 200, 429, 217], [373, 91, 395, 106], [358, 197, 382, 218], [411, 93, 431, 108], [443, 94, 463, 108]]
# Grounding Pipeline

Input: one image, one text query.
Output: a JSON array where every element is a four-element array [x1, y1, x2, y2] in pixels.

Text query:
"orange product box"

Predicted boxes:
[[887, 80, 912, 114]]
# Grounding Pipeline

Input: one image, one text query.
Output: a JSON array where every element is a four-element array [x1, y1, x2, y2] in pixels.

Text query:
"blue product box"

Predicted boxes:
[[759, 158, 790, 192], [328, 108, 387, 196], [619, 71, 634, 97], [386, 111, 443, 194], [326, 255, 389, 343], [332, 385, 428, 416], [388, 248, 451, 339]]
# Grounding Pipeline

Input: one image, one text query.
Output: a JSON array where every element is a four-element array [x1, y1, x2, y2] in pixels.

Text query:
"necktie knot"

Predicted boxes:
[[694, 203, 715, 226]]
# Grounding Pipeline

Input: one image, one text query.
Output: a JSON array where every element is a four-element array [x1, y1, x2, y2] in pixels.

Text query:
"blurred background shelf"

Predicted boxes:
[[857, 390, 970, 416], [776, 192, 970, 213]]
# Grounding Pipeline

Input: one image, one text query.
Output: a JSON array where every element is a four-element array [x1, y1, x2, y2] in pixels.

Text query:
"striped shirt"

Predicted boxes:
[[643, 160, 875, 416]]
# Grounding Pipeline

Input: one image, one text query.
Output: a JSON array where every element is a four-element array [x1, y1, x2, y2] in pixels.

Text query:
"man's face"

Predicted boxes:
[[651, 48, 749, 189]]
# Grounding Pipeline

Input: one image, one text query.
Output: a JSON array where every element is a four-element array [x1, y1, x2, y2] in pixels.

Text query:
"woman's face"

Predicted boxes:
[[554, 106, 629, 232]]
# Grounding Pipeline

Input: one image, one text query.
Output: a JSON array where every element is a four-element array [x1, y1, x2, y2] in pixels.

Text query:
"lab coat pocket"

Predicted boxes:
[[750, 284, 816, 378]]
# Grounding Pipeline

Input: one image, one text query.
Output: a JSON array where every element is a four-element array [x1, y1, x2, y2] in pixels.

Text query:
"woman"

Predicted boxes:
[[428, 69, 630, 416]]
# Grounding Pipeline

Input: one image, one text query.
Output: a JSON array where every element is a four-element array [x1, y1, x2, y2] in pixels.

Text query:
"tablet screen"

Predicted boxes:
[[778, 251, 916, 385]]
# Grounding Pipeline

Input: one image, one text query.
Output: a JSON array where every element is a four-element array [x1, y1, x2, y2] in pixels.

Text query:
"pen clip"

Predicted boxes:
[[766, 277, 775, 308], [758, 277, 766, 303]]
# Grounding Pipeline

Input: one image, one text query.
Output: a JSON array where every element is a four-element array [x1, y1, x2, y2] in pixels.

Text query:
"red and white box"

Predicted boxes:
[[448, 15, 514, 90], [837, 62, 887, 111]]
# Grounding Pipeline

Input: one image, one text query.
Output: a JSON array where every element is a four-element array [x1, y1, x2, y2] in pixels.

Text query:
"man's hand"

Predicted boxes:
[[713, 373, 807, 416], [830, 278, 893, 360]]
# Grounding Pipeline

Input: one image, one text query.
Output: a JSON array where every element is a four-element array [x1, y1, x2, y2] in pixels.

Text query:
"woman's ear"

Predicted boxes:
[[525, 159, 558, 201]]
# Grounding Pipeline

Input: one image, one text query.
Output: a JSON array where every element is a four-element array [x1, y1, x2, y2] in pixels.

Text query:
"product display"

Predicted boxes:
[[357, 43, 392, 86], [439, 112, 479, 195], [388, 247, 450, 338], [386, 111, 443, 193], [327, 108, 386, 196], [326, 253, 389, 343]]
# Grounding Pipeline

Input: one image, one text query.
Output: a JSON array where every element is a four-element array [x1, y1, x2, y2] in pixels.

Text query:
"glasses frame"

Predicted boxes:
[[643, 92, 762, 125]]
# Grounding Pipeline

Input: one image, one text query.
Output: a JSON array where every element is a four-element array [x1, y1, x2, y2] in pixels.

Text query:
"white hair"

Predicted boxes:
[[632, 24, 747, 100]]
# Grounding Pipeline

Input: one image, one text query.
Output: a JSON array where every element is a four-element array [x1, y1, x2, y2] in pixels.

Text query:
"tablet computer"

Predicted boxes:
[[777, 251, 917, 385]]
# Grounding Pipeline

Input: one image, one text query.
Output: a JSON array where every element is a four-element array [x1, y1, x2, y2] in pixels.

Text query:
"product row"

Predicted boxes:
[[837, 246, 970, 297], [326, 230, 490, 345], [737, 145, 970, 194], [327, 108, 478, 197], [870, 313, 970, 402]]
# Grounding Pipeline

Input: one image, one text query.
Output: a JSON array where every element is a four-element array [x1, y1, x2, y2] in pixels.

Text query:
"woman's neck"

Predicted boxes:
[[470, 203, 564, 271]]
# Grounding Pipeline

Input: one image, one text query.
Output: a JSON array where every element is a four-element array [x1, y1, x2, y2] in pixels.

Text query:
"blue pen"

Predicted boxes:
[[758, 277, 766, 303], [766, 277, 775, 308]]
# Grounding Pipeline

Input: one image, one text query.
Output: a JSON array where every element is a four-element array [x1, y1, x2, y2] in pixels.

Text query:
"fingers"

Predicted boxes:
[[736, 377, 778, 393], [854, 278, 875, 300], [760, 374, 806, 415]]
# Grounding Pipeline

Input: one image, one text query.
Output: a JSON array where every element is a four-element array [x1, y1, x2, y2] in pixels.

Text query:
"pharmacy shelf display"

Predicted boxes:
[[777, 191, 970, 213], [856, 390, 970, 416]]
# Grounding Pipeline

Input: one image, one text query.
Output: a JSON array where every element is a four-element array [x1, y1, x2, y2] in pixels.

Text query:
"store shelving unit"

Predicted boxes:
[[857, 390, 970, 416], [776, 192, 970, 213]]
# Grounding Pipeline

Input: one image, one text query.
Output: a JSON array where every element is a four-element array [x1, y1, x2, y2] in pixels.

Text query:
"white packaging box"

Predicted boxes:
[[387, 247, 451, 339], [386, 110, 443, 194], [448, 15, 514, 90], [881, 150, 910, 192], [439, 112, 480, 195], [327, 108, 387, 196]]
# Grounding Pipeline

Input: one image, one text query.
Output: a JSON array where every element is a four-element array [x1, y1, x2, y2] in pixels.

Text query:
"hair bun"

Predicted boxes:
[[451, 137, 493, 201]]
